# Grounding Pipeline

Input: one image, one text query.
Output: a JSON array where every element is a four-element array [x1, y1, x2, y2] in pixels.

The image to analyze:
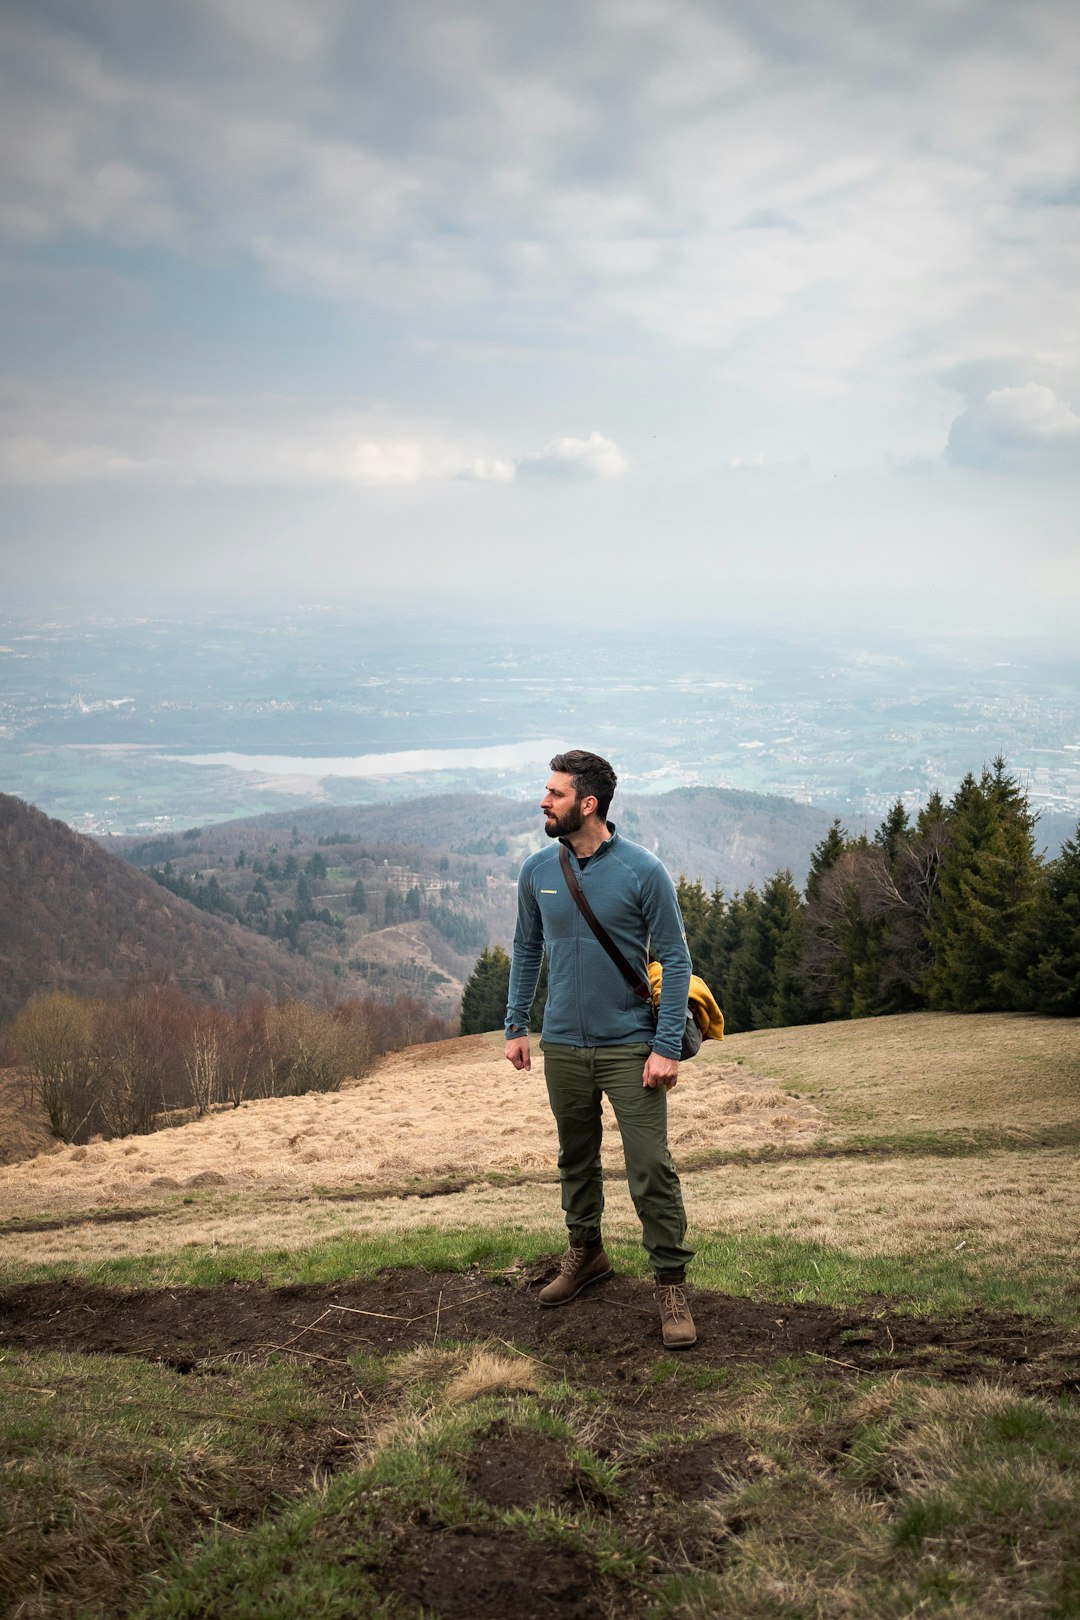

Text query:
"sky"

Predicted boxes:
[[1, 0, 1078, 633]]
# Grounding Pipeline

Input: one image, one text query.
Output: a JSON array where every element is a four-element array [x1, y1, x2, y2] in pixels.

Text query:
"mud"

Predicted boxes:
[[1, 1262, 1077, 1397], [374, 1521, 607, 1620]]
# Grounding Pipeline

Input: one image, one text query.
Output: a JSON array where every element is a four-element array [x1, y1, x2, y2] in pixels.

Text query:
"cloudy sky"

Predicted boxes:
[[1, 0, 1078, 632]]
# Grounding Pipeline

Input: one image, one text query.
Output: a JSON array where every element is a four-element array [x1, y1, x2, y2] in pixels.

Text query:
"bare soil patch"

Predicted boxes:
[[464, 1419, 580, 1510], [632, 1432, 763, 1503], [2, 1267, 1077, 1398], [373, 1521, 606, 1620], [4, 1268, 1079, 1620]]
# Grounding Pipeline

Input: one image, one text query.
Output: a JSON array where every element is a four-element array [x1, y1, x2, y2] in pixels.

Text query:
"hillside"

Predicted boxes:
[[86, 787, 837, 1018], [110, 784, 840, 892], [0, 794, 323, 1022], [617, 786, 837, 889], [2, 1012, 1078, 1620]]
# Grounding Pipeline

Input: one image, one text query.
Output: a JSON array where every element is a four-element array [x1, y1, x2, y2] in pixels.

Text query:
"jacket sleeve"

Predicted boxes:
[[505, 864, 544, 1037], [640, 861, 692, 1059]]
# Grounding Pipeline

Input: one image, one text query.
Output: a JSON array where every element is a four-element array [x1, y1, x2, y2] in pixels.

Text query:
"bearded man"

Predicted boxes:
[[504, 749, 697, 1348]]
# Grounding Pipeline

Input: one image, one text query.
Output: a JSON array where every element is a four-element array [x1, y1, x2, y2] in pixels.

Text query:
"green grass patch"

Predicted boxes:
[[0, 1348, 334, 1619], [690, 1229, 1080, 1326], [4, 1215, 1077, 1327], [3, 1330, 1079, 1619]]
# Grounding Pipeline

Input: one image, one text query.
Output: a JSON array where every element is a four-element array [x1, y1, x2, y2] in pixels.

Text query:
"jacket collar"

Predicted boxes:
[[559, 822, 618, 864]]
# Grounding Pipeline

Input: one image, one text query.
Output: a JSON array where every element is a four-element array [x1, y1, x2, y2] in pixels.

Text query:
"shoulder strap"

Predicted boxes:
[[559, 843, 652, 1003]]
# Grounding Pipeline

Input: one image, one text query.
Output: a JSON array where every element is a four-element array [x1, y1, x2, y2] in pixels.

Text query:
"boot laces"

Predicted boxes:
[[561, 1244, 588, 1276], [659, 1283, 689, 1321]]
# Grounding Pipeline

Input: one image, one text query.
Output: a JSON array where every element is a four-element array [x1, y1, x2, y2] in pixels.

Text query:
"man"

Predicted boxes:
[[504, 749, 697, 1349]]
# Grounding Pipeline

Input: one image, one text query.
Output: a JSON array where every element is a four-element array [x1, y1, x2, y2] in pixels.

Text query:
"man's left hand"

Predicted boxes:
[[643, 1052, 679, 1090]]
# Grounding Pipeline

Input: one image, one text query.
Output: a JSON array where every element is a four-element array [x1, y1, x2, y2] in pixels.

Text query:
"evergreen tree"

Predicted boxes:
[[404, 885, 422, 920], [305, 852, 328, 880], [460, 946, 512, 1034], [350, 878, 368, 914], [1025, 824, 1080, 1015], [460, 946, 547, 1035], [760, 869, 809, 1026], [294, 873, 315, 923], [923, 759, 1040, 1010], [384, 888, 399, 925], [874, 799, 910, 860], [806, 819, 847, 903], [676, 878, 710, 969], [718, 888, 764, 1033]]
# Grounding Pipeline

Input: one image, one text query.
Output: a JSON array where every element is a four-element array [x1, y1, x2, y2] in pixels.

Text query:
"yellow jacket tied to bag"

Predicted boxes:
[[647, 961, 725, 1042]]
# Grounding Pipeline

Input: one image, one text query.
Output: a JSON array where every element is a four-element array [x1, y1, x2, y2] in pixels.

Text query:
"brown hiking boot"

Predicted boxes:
[[657, 1280, 697, 1349], [538, 1242, 613, 1307]]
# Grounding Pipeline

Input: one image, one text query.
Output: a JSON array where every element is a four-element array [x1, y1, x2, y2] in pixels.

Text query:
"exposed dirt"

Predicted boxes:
[[2, 1263, 1077, 1398], [3, 1265, 1079, 1620], [373, 1521, 607, 1620], [465, 1419, 581, 1510]]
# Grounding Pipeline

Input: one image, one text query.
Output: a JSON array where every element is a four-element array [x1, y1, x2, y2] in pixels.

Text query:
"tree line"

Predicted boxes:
[[461, 760, 1080, 1033], [14, 980, 454, 1144]]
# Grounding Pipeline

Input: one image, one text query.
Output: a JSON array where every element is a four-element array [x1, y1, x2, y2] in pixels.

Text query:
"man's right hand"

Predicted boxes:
[[504, 1036, 531, 1071]]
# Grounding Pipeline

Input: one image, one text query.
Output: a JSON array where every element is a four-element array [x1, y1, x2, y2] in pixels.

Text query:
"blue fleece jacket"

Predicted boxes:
[[504, 826, 692, 1059]]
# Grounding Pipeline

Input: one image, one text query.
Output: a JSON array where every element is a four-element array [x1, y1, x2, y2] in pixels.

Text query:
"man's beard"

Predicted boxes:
[[544, 801, 584, 838]]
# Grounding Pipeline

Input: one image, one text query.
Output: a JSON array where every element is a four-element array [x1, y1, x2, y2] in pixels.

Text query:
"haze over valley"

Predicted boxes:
[[3, 610, 1078, 848]]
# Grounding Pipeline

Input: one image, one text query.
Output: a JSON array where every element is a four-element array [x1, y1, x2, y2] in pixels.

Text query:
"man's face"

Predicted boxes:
[[541, 771, 588, 838]]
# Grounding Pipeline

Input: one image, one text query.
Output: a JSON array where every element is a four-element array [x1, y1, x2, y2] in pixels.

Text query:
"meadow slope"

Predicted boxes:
[[3, 1012, 1079, 1620]]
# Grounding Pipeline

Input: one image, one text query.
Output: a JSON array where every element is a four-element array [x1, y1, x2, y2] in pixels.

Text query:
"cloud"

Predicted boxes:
[[0, 381, 626, 490], [4, 0, 1079, 423], [457, 457, 517, 483], [519, 432, 629, 480], [945, 383, 1080, 472]]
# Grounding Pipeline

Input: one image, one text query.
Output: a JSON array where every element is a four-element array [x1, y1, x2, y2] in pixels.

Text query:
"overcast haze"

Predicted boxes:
[[1, 0, 1078, 631]]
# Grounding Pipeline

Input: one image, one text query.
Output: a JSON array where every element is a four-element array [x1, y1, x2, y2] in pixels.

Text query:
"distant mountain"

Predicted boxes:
[[0, 794, 321, 1022], [617, 787, 838, 891], [145, 785, 841, 891]]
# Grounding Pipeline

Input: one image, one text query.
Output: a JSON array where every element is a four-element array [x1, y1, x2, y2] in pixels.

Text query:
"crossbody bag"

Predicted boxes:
[[558, 843, 703, 1061]]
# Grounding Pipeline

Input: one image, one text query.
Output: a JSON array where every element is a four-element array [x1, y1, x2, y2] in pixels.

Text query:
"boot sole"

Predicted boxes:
[[538, 1266, 614, 1307], [662, 1334, 698, 1350]]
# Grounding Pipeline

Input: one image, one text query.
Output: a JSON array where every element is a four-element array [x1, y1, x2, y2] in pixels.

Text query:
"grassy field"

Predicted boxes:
[[1, 1011, 1078, 1617]]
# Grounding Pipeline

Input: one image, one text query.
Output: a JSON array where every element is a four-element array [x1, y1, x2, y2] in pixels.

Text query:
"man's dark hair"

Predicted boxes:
[[550, 750, 618, 821]]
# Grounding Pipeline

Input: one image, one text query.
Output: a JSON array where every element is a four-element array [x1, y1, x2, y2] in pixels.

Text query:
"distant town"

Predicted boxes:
[[2, 609, 1078, 837]]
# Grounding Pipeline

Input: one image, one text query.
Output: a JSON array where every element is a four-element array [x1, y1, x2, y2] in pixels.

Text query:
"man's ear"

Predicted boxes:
[[580, 794, 599, 818]]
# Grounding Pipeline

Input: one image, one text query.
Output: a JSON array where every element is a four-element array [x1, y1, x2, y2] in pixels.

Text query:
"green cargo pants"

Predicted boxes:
[[539, 1041, 694, 1276]]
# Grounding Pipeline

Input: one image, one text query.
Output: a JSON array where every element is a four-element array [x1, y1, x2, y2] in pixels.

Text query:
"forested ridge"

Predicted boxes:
[[675, 760, 1079, 1029], [0, 794, 322, 1021], [462, 761, 1080, 1033]]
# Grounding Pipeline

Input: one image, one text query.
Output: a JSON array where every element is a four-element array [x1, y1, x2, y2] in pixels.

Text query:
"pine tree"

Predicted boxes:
[[874, 799, 910, 860], [806, 819, 847, 904], [461, 947, 547, 1035], [718, 888, 764, 1033], [1025, 824, 1080, 1015], [924, 759, 1040, 1010], [760, 869, 809, 1026], [676, 878, 710, 968], [460, 946, 511, 1034], [294, 873, 314, 923], [350, 878, 368, 913]]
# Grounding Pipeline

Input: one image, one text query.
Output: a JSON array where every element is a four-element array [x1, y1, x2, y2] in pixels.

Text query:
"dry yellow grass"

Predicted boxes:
[[714, 1010, 1080, 1134], [687, 1146, 1080, 1263], [0, 1031, 824, 1222], [1, 1013, 1077, 1281]]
